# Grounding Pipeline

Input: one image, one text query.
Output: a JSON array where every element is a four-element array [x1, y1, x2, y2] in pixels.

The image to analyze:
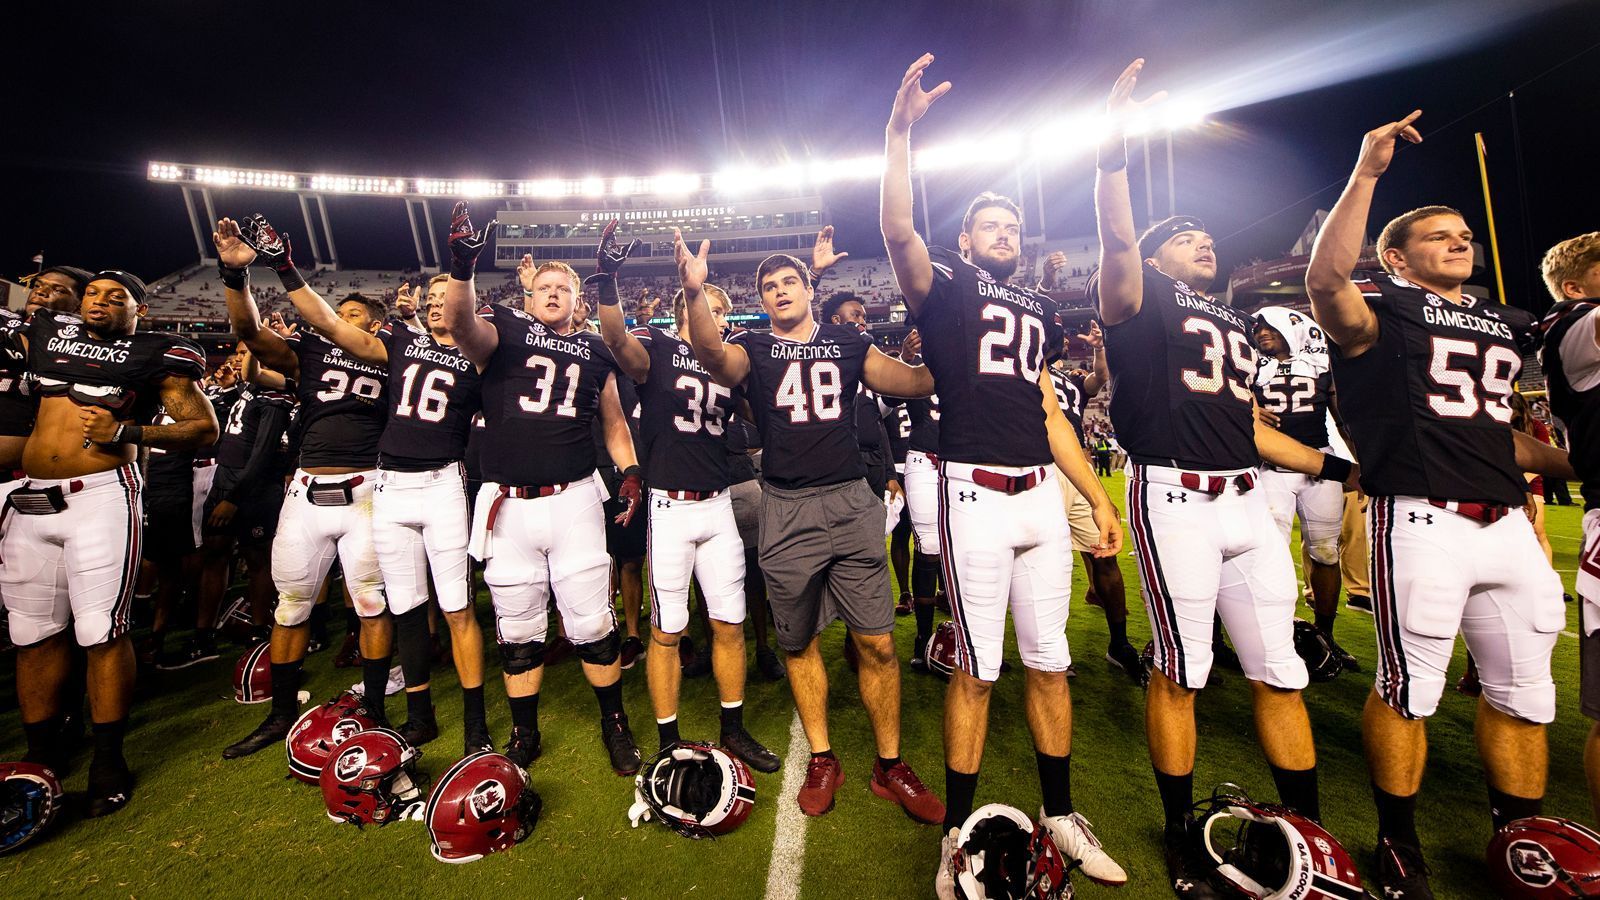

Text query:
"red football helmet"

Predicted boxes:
[[233, 643, 272, 704], [927, 621, 959, 679], [320, 728, 427, 827], [951, 803, 1072, 899], [1197, 786, 1364, 899], [286, 691, 376, 784], [1488, 816, 1600, 897], [425, 751, 542, 863], [0, 762, 64, 854], [628, 742, 756, 839]]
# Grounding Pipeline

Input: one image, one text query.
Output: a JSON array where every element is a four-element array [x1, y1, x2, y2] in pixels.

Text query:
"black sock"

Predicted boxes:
[[1373, 784, 1420, 846], [22, 718, 60, 763], [658, 717, 680, 747], [945, 768, 979, 831], [719, 702, 744, 735], [362, 656, 392, 719], [344, 606, 360, 633], [912, 551, 940, 602], [914, 600, 934, 644], [90, 719, 127, 768], [1489, 785, 1542, 830], [269, 661, 303, 719], [462, 685, 486, 731], [1155, 769, 1194, 829], [1038, 751, 1074, 817], [812, 749, 836, 760], [1107, 615, 1128, 647], [406, 687, 433, 723], [1315, 611, 1336, 636], [394, 606, 432, 689], [508, 694, 540, 733], [877, 754, 901, 772], [594, 681, 624, 718], [1270, 763, 1320, 822], [309, 603, 329, 641]]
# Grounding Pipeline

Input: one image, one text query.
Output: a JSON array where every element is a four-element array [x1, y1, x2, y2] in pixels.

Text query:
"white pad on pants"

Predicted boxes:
[[646, 489, 746, 634], [271, 470, 385, 626], [374, 462, 474, 615]]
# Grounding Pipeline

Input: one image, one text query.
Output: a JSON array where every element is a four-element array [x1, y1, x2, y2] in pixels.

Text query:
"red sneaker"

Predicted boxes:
[[797, 754, 845, 816], [871, 759, 945, 825]]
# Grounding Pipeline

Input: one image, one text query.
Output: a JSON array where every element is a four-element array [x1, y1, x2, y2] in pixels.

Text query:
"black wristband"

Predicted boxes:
[[113, 423, 144, 445], [584, 272, 620, 306], [1318, 454, 1352, 483], [621, 465, 642, 479], [448, 258, 476, 282], [1096, 135, 1128, 173], [275, 264, 307, 293], [218, 261, 249, 291]]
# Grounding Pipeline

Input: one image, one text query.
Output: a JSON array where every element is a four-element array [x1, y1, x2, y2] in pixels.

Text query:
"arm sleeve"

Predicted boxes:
[[224, 399, 291, 501]]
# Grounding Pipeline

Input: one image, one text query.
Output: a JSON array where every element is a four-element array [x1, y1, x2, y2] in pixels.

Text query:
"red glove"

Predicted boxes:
[[614, 466, 642, 526]]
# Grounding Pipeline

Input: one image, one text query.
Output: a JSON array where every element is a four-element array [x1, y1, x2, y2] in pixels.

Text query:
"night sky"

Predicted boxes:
[[4, 0, 1596, 311]]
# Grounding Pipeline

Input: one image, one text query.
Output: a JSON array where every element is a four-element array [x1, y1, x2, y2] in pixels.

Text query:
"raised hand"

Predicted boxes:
[[674, 229, 709, 294], [517, 253, 537, 293], [1041, 251, 1068, 290], [213, 218, 258, 268], [1354, 110, 1423, 180], [238, 213, 295, 271], [812, 225, 849, 275], [394, 283, 418, 319], [1074, 319, 1104, 349], [898, 328, 922, 363], [637, 295, 661, 320], [888, 53, 951, 134], [1106, 58, 1166, 124], [593, 218, 641, 277], [447, 201, 497, 280], [265, 311, 297, 338]]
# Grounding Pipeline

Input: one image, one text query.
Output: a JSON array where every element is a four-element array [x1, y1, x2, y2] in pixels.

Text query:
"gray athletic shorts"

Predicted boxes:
[[759, 478, 893, 652], [730, 478, 762, 551], [1583, 627, 1600, 721]]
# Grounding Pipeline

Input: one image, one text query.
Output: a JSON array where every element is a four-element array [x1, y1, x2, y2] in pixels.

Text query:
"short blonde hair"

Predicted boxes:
[[1542, 232, 1600, 302], [671, 284, 729, 332], [535, 261, 582, 293]]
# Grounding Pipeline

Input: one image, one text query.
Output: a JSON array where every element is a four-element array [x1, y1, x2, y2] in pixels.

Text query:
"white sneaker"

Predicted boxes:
[[935, 827, 960, 900], [348, 665, 406, 697], [1040, 809, 1127, 886]]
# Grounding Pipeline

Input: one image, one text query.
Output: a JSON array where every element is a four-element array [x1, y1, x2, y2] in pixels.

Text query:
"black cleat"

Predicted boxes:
[[721, 727, 781, 774], [1106, 641, 1150, 687], [895, 593, 913, 616], [910, 635, 930, 674], [1327, 636, 1360, 672], [1346, 594, 1373, 615], [601, 712, 641, 776], [1374, 838, 1433, 899], [682, 650, 712, 679], [464, 724, 495, 757], [155, 638, 220, 671], [755, 645, 786, 681], [1164, 818, 1224, 898], [504, 727, 542, 767], [619, 635, 645, 670], [85, 759, 133, 819], [222, 713, 295, 759], [398, 715, 440, 748]]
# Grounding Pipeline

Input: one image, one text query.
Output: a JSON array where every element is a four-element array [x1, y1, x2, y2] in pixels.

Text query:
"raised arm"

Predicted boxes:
[[1039, 369, 1122, 556], [1079, 320, 1110, 396], [1306, 111, 1422, 356], [862, 346, 934, 399], [284, 281, 387, 365], [587, 219, 650, 383], [881, 53, 950, 316], [677, 230, 750, 388], [441, 201, 501, 368], [1094, 59, 1167, 327], [214, 217, 298, 376]]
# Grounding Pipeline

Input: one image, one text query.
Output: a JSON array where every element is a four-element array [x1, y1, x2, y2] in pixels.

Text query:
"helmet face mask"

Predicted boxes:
[[1195, 786, 1364, 900], [952, 803, 1072, 899], [0, 762, 64, 854], [631, 742, 756, 839]]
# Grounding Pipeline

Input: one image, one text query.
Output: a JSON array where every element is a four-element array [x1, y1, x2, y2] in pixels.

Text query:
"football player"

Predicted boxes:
[[1307, 111, 1570, 899], [1538, 231, 1600, 824], [0, 270, 216, 816], [215, 216, 392, 760], [1250, 308, 1358, 669], [593, 220, 779, 773], [442, 203, 645, 776], [678, 229, 944, 824], [1091, 60, 1356, 898], [280, 267, 490, 754], [883, 53, 1128, 891], [893, 328, 946, 669]]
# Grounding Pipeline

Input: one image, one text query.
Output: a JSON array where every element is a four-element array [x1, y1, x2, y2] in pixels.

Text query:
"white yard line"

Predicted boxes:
[[764, 712, 812, 900]]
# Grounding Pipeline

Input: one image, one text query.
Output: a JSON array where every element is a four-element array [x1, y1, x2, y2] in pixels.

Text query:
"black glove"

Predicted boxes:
[[238, 213, 306, 291], [447, 201, 497, 281], [583, 218, 640, 306], [614, 465, 643, 527]]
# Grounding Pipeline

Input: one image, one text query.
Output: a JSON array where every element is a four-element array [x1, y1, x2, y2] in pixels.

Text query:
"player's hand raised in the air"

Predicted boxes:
[[517, 253, 537, 293], [593, 218, 641, 277], [1090, 502, 1123, 558], [898, 328, 922, 363], [674, 229, 709, 294], [888, 53, 951, 134], [812, 225, 849, 275], [394, 283, 418, 320], [1074, 319, 1104, 350], [1354, 110, 1423, 181], [447, 201, 496, 278], [1041, 251, 1068, 291], [1106, 58, 1166, 124], [213, 218, 258, 269]]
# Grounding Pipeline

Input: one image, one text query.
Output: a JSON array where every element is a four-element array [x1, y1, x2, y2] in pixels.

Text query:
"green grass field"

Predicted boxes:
[[0, 472, 1590, 898]]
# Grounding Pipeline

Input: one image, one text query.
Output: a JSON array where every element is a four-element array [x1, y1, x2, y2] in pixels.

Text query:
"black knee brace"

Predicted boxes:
[[573, 630, 621, 666], [499, 639, 547, 675], [394, 606, 432, 687], [913, 551, 941, 599]]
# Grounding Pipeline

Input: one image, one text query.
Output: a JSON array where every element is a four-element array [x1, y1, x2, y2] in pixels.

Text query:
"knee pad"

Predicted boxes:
[[573, 630, 620, 666], [274, 594, 315, 627], [912, 551, 941, 598], [499, 639, 546, 675], [1306, 538, 1340, 567]]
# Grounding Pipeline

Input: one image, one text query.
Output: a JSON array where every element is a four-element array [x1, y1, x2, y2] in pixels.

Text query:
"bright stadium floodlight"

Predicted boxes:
[[458, 180, 502, 198], [650, 172, 701, 196], [915, 132, 1021, 172], [713, 166, 763, 195], [579, 176, 606, 197], [521, 178, 564, 198]]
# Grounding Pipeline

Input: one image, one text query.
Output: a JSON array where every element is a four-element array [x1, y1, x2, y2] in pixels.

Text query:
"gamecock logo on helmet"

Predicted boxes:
[[333, 746, 368, 782], [1508, 840, 1559, 887], [469, 780, 506, 818]]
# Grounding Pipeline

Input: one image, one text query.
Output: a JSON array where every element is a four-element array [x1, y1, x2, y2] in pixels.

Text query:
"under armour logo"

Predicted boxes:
[[374, 484, 384, 492], [1408, 512, 1433, 524], [957, 491, 977, 502], [1385, 888, 1405, 899], [655, 498, 669, 509], [1175, 880, 1194, 891], [1166, 492, 1187, 503]]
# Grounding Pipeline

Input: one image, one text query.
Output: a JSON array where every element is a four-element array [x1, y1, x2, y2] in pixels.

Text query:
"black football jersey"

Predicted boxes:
[[1542, 299, 1600, 510], [1050, 368, 1089, 444], [477, 305, 621, 486], [725, 416, 760, 485], [729, 322, 870, 489], [0, 309, 35, 437], [905, 394, 941, 454], [217, 386, 296, 471], [194, 383, 243, 462], [884, 402, 911, 466], [285, 329, 386, 469], [1094, 265, 1258, 470], [23, 311, 207, 428], [919, 246, 1065, 466], [1253, 358, 1333, 449], [1330, 271, 1525, 506], [145, 403, 197, 509], [632, 325, 737, 492], [376, 321, 482, 470]]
